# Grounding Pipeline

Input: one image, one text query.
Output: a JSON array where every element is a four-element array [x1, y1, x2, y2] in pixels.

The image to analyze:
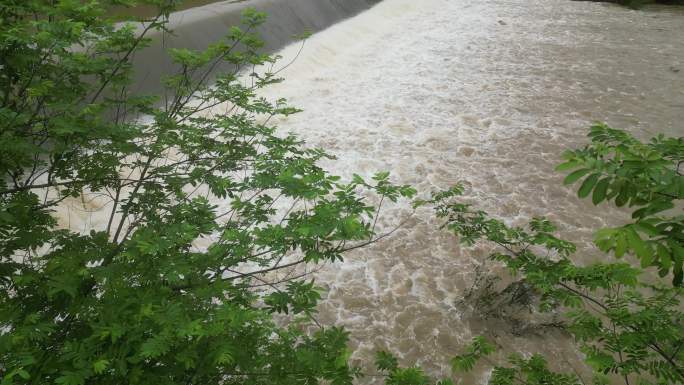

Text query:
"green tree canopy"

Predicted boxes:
[[0, 2, 415, 384], [432, 125, 683, 384]]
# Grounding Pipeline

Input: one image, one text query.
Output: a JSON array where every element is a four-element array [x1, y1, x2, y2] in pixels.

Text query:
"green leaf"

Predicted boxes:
[[584, 350, 615, 372], [215, 351, 234, 365], [626, 227, 652, 263], [615, 188, 630, 207], [375, 351, 399, 371], [563, 168, 591, 185], [555, 160, 582, 172], [578, 173, 600, 198], [634, 221, 659, 237], [139, 336, 170, 358], [614, 232, 627, 258], [373, 171, 390, 181], [55, 371, 86, 385], [388, 367, 430, 385], [16, 370, 30, 380], [92, 359, 109, 374], [335, 348, 352, 369], [591, 178, 610, 205], [450, 337, 494, 373], [352, 174, 365, 185], [657, 244, 671, 269]]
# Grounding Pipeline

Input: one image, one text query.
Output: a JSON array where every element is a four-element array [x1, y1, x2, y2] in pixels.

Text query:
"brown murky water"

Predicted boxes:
[[55, 0, 683, 383], [255, 0, 684, 382]]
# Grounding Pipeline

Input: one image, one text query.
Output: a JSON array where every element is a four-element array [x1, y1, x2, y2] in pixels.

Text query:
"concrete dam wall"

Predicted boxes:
[[131, 0, 380, 94]]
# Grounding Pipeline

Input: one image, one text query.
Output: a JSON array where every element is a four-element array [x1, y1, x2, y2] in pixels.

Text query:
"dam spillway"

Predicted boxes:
[[130, 0, 380, 95]]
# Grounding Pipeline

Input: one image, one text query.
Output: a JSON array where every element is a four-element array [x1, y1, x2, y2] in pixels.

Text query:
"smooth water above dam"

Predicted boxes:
[[57, 0, 683, 381]]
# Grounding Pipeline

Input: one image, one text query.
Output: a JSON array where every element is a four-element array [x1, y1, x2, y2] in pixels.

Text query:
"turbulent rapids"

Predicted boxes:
[[257, 0, 684, 379], [56, 0, 684, 382]]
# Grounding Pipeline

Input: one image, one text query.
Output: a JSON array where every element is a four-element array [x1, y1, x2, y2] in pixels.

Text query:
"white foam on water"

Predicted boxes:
[[244, 0, 684, 379]]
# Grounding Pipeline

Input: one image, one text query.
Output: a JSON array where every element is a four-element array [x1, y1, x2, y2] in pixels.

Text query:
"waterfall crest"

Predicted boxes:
[[130, 0, 380, 94]]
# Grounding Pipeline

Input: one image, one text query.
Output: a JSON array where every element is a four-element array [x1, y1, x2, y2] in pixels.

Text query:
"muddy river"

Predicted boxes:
[[255, 0, 683, 381]]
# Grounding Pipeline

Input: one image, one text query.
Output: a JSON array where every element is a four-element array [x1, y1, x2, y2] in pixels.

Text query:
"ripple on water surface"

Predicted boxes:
[[253, 0, 684, 380]]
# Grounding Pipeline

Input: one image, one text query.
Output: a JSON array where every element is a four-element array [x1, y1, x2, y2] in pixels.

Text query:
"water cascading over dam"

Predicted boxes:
[[61, 0, 684, 381], [129, 0, 380, 95]]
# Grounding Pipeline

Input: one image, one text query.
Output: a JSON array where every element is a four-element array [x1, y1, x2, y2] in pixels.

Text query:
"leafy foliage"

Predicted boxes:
[[374, 351, 449, 385], [557, 123, 684, 284], [452, 339, 581, 385], [450, 336, 494, 373], [0, 2, 416, 385], [433, 126, 684, 384]]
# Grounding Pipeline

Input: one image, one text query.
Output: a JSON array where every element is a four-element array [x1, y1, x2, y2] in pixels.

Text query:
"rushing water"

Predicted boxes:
[[251, 0, 684, 381], [127, 0, 379, 95], [55, 0, 683, 382]]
